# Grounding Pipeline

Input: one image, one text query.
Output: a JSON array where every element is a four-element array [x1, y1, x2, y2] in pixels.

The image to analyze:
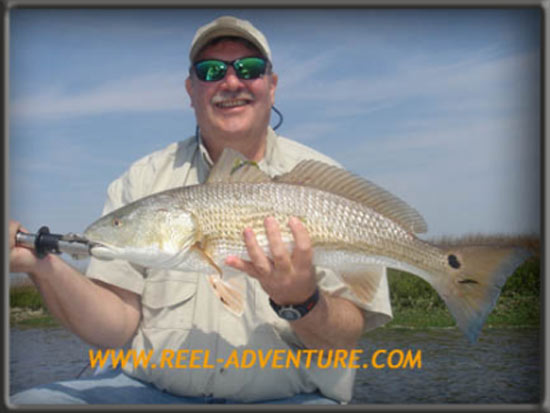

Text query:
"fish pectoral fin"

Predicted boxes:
[[189, 244, 244, 315], [190, 243, 222, 274], [339, 264, 385, 304], [207, 275, 245, 316]]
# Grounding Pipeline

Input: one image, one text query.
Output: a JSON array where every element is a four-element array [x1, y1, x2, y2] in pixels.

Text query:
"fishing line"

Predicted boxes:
[[272, 105, 283, 130], [75, 361, 90, 379]]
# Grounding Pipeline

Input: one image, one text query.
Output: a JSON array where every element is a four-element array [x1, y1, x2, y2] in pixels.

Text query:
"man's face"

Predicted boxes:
[[186, 39, 278, 141]]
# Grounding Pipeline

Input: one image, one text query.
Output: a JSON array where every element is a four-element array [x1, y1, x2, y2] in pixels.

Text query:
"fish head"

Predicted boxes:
[[84, 195, 198, 267]]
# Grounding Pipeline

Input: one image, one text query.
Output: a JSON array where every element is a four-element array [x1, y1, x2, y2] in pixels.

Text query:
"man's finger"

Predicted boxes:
[[265, 217, 291, 272], [9, 221, 22, 250], [289, 217, 313, 272], [243, 227, 272, 278], [225, 256, 260, 279]]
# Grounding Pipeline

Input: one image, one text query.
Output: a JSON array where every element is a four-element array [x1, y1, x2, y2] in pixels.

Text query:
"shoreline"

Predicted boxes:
[[9, 305, 540, 330], [10, 307, 61, 328]]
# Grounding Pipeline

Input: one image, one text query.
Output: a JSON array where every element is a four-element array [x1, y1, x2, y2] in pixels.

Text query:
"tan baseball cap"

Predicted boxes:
[[189, 16, 272, 63]]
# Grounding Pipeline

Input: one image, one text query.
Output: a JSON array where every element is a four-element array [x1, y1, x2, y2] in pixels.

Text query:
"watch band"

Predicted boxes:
[[269, 288, 320, 321]]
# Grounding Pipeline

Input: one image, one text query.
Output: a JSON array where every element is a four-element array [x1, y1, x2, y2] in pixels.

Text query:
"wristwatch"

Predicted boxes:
[[269, 288, 320, 321]]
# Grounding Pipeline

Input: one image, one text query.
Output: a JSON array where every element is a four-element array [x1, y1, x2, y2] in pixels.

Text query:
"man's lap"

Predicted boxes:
[[10, 367, 340, 405]]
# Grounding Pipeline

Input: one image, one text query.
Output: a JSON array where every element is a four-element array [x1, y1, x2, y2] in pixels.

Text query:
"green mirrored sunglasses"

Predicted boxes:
[[192, 57, 268, 82]]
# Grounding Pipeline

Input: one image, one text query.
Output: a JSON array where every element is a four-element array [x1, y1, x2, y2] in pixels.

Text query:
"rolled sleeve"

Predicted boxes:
[[316, 266, 393, 332], [86, 258, 146, 295]]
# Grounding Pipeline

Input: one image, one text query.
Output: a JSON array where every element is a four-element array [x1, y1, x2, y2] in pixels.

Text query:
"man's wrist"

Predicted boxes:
[[269, 288, 320, 321]]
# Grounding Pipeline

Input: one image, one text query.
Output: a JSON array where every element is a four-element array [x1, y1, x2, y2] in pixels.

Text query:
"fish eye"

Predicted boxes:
[[112, 217, 123, 227]]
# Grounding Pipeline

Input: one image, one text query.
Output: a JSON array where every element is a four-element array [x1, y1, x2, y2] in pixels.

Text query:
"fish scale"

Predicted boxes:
[[170, 181, 444, 281]]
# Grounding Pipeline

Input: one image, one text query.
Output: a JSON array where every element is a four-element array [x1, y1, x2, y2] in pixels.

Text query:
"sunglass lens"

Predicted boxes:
[[234, 57, 267, 79], [195, 60, 227, 81]]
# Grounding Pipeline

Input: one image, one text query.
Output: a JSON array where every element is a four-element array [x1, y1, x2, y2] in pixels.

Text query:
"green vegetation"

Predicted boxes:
[[385, 257, 540, 328], [10, 284, 46, 310], [9, 283, 60, 327], [10, 257, 540, 329]]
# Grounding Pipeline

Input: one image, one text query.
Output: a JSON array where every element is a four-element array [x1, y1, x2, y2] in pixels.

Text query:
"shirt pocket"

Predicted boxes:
[[141, 277, 198, 329]]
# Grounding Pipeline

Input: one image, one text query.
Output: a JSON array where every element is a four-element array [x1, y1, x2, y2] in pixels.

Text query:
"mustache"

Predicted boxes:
[[211, 91, 255, 104]]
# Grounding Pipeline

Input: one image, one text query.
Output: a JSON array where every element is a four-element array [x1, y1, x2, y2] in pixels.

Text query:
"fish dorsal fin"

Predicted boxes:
[[275, 160, 428, 234], [206, 148, 271, 184]]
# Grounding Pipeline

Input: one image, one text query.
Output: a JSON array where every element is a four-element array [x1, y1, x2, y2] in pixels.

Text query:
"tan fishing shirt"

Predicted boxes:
[[86, 127, 393, 403]]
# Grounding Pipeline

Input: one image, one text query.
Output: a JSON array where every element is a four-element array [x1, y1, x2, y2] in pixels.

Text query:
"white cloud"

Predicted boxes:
[[277, 47, 539, 120], [11, 71, 191, 120], [280, 121, 342, 143], [275, 48, 345, 94]]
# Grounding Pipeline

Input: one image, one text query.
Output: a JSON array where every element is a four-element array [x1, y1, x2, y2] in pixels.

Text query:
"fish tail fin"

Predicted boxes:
[[207, 275, 245, 316], [435, 239, 534, 342]]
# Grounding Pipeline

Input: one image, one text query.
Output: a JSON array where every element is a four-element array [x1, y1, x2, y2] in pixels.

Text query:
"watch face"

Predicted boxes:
[[279, 307, 302, 321]]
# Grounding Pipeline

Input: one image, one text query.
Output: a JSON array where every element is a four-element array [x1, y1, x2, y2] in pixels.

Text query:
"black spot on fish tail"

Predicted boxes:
[[448, 254, 461, 269], [458, 278, 479, 285]]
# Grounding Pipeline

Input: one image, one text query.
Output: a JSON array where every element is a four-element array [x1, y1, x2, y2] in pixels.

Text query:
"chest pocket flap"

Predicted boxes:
[[141, 280, 197, 309]]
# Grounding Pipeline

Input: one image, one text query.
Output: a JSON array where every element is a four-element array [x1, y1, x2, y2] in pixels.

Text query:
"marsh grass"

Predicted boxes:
[[10, 258, 540, 329], [10, 283, 44, 311]]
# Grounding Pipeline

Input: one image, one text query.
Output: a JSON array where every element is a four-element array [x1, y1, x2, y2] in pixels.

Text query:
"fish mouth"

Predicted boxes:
[[88, 242, 118, 261]]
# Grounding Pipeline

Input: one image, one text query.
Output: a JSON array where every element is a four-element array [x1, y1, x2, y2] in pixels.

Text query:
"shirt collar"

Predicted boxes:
[[196, 126, 278, 170]]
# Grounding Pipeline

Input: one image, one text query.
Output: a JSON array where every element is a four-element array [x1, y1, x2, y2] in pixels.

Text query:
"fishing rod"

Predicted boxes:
[[15, 226, 92, 260]]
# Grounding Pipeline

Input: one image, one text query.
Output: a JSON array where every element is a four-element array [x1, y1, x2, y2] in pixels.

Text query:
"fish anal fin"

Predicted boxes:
[[206, 148, 271, 184], [275, 160, 427, 234], [207, 275, 245, 316]]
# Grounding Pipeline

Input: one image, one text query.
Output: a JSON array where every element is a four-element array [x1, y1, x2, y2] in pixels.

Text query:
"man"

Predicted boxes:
[[9, 16, 392, 405]]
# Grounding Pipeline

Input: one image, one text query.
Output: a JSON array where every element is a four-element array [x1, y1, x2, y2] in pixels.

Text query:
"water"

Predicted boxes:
[[9, 326, 541, 404], [352, 327, 541, 404]]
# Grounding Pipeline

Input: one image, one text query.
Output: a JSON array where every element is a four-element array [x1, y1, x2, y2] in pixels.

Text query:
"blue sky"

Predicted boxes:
[[8, 8, 541, 272]]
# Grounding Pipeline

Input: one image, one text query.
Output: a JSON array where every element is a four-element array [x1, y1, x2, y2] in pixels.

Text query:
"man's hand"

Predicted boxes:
[[225, 216, 317, 306], [9, 220, 140, 348], [9, 220, 40, 274]]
